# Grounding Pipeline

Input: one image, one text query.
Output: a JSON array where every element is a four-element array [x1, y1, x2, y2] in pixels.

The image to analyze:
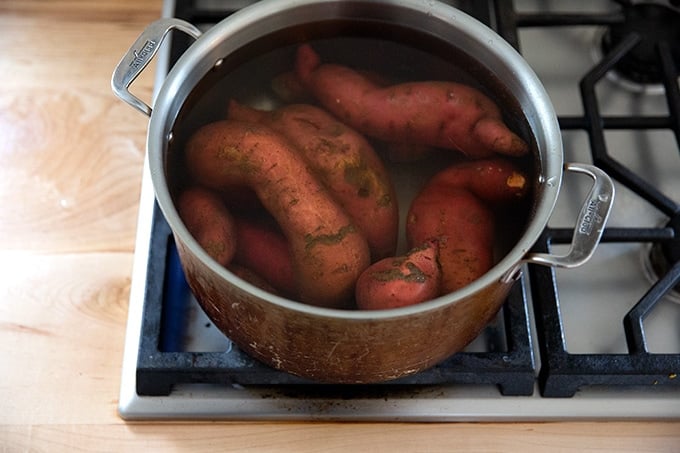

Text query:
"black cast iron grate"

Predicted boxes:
[[494, 0, 680, 397], [134, 0, 536, 397]]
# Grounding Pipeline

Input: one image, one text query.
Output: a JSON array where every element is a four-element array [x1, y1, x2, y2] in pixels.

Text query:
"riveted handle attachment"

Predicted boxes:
[[111, 18, 201, 116], [525, 163, 615, 268]]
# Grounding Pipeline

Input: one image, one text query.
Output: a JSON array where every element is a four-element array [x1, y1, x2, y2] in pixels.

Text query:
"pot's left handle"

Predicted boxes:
[[111, 18, 201, 116]]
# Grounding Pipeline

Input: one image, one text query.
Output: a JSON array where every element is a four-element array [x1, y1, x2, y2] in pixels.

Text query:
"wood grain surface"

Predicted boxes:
[[1, 0, 679, 451]]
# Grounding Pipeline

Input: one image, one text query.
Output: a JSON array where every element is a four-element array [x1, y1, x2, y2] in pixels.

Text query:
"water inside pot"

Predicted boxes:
[[165, 20, 536, 308]]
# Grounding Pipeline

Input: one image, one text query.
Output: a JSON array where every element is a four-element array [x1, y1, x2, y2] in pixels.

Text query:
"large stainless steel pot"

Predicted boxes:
[[112, 0, 614, 383]]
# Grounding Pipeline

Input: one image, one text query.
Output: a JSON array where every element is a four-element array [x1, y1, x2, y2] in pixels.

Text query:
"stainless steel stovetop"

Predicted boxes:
[[118, 0, 680, 420]]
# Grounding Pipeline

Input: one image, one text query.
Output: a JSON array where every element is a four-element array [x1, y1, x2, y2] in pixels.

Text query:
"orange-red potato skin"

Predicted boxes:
[[425, 158, 529, 203], [177, 187, 237, 267], [185, 120, 371, 308], [355, 240, 442, 310], [232, 215, 297, 298], [271, 69, 390, 104], [227, 101, 398, 260], [406, 158, 529, 294], [295, 44, 528, 159], [407, 187, 494, 293]]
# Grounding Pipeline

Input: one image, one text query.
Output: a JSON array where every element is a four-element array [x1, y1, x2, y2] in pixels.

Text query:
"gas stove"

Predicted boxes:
[[118, 0, 680, 420]]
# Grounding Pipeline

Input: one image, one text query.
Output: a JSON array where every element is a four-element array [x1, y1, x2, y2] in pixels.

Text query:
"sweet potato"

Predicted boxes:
[[177, 187, 237, 267], [407, 187, 494, 293], [406, 158, 529, 293], [227, 100, 398, 260], [295, 44, 528, 159], [355, 240, 441, 310], [185, 120, 371, 308], [271, 69, 390, 103], [232, 214, 297, 298], [426, 158, 530, 203]]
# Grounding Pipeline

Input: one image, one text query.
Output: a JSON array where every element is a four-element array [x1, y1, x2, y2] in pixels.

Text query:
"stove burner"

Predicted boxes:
[[646, 214, 680, 301], [601, 2, 680, 84]]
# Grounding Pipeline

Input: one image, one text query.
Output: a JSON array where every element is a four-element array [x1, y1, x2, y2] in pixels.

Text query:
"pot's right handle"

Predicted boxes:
[[111, 18, 201, 116], [524, 163, 615, 269]]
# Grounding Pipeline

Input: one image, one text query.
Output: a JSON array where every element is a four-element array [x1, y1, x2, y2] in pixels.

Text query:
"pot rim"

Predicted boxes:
[[147, 0, 563, 320]]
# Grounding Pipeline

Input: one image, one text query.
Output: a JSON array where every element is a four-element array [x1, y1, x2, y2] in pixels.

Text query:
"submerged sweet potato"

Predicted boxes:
[[355, 239, 441, 310], [227, 101, 398, 260], [295, 44, 528, 159], [407, 187, 495, 293], [271, 69, 390, 104], [185, 119, 371, 308], [406, 158, 529, 293], [232, 214, 297, 298], [424, 158, 530, 203], [177, 186, 237, 267]]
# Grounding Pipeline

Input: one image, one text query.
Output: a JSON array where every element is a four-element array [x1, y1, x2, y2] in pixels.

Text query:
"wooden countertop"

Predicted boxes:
[[1, 1, 679, 450]]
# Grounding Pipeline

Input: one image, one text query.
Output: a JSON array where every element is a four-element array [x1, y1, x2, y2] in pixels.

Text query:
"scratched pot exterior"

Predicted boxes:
[[123, 0, 610, 383], [177, 238, 512, 382]]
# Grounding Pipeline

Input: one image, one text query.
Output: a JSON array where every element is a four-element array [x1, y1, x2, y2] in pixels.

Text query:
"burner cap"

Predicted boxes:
[[660, 213, 680, 266], [601, 3, 680, 84], [647, 214, 680, 297]]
